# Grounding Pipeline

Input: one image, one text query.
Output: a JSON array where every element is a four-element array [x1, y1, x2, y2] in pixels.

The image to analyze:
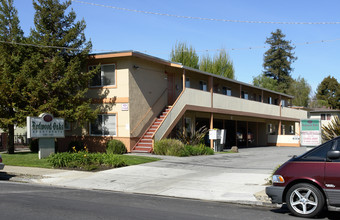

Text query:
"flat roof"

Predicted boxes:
[[89, 50, 294, 99]]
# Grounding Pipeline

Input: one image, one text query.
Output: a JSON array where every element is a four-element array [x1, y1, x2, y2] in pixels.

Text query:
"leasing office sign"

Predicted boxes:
[[300, 119, 321, 146], [27, 113, 65, 138]]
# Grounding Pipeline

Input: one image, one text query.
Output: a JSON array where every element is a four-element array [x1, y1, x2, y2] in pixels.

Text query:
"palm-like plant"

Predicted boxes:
[[176, 125, 208, 146], [322, 115, 340, 141]]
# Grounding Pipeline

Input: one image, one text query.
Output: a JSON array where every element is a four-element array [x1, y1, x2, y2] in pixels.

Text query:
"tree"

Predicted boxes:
[[316, 76, 340, 109], [287, 77, 311, 107], [253, 73, 280, 92], [170, 41, 199, 69], [199, 49, 234, 79], [263, 29, 297, 93], [0, 0, 26, 154], [19, 0, 99, 140]]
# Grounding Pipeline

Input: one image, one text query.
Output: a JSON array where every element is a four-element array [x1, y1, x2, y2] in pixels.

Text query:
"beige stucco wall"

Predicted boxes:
[[74, 57, 131, 138], [86, 58, 130, 99], [129, 57, 168, 138]]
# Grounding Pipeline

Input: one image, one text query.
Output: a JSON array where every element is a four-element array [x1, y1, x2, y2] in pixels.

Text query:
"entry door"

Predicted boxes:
[[167, 72, 175, 105]]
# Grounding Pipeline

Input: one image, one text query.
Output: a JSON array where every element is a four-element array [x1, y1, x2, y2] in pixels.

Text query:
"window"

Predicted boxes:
[[289, 125, 294, 134], [222, 87, 231, 96], [185, 77, 190, 88], [259, 95, 262, 102], [241, 91, 248, 99], [321, 114, 331, 120], [90, 114, 116, 136], [268, 97, 272, 104], [64, 121, 71, 131], [281, 99, 286, 107], [199, 81, 207, 91], [281, 124, 285, 135], [89, 64, 116, 87], [268, 124, 272, 134], [302, 141, 333, 161]]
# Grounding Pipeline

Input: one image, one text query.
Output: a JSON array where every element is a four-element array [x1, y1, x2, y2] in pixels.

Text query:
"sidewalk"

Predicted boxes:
[[1, 146, 306, 206]]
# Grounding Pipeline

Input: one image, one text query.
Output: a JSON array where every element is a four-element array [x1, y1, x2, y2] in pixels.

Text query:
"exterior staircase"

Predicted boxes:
[[131, 106, 172, 153]]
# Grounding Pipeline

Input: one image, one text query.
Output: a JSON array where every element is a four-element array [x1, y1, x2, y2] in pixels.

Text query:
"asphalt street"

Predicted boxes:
[[3, 181, 340, 220]]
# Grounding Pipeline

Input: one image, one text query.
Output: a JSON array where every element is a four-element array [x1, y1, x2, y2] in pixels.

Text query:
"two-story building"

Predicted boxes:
[[56, 51, 307, 152], [309, 108, 340, 128]]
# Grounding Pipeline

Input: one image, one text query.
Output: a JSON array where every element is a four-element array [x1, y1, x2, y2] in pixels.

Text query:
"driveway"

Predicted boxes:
[[34, 146, 307, 204]]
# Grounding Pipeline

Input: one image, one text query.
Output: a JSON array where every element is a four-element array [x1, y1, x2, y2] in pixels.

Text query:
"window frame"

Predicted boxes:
[[89, 63, 117, 88], [268, 96, 272, 104], [199, 80, 208, 91], [241, 91, 248, 100], [90, 113, 117, 136], [185, 77, 190, 88], [64, 121, 71, 131], [222, 86, 232, 96]]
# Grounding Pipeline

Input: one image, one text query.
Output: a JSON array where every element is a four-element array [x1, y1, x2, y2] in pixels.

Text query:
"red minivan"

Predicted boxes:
[[266, 136, 340, 218]]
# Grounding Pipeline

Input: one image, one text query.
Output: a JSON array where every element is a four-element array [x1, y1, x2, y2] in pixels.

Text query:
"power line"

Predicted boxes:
[[1, 37, 340, 53], [71, 0, 340, 25]]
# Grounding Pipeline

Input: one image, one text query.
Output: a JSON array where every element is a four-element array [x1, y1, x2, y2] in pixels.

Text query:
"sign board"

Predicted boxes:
[[27, 113, 65, 138], [122, 104, 129, 111], [300, 119, 321, 147], [209, 129, 218, 140]]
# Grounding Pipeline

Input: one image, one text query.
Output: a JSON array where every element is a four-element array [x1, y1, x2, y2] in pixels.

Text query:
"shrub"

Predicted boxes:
[[154, 139, 214, 157], [29, 139, 39, 153], [154, 139, 185, 156], [106, 139, 127, 154], [47, 152, 127, 171], [67, 140, 85, 152], [185, 144, 214, 156]]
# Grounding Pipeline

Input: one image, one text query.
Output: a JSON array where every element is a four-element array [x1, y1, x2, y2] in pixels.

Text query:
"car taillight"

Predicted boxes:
[[0, 157, 2, 163]]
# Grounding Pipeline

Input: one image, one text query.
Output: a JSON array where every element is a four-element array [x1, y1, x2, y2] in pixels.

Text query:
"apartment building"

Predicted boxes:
[[0, 51, 308, 152], [54, 51, 307, 152]]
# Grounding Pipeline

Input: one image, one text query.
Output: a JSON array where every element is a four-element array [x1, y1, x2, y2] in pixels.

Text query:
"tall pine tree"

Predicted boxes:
[[0, 0, 26, 154], [24, 0, 98, 131], [263, 29, 297, 93]]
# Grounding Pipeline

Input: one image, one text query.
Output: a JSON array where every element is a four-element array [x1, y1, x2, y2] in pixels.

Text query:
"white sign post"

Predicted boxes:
[[27, 113, 65, 159]]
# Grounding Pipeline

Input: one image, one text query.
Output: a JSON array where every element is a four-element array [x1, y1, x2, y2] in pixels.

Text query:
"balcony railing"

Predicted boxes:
[[154, 88, 307, 140]]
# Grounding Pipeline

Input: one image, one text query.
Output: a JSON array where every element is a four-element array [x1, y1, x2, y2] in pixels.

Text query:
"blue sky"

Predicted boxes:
[[14, 0, 340, 94]]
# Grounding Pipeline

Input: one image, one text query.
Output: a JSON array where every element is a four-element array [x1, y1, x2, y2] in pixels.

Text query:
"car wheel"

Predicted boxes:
[[286, 183, 325, 218]]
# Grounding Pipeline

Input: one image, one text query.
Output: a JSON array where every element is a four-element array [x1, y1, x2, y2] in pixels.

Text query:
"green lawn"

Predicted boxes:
[[2, 152, 52, 168], [1, 152, 160, 170]]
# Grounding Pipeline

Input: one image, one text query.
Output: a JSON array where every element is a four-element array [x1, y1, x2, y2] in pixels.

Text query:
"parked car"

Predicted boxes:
[[0, 155, 4, 170], [266, 136, 340, 218]]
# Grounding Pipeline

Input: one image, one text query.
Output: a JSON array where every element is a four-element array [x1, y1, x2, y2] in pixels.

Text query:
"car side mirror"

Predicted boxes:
[[327, 150, 340, 160]]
